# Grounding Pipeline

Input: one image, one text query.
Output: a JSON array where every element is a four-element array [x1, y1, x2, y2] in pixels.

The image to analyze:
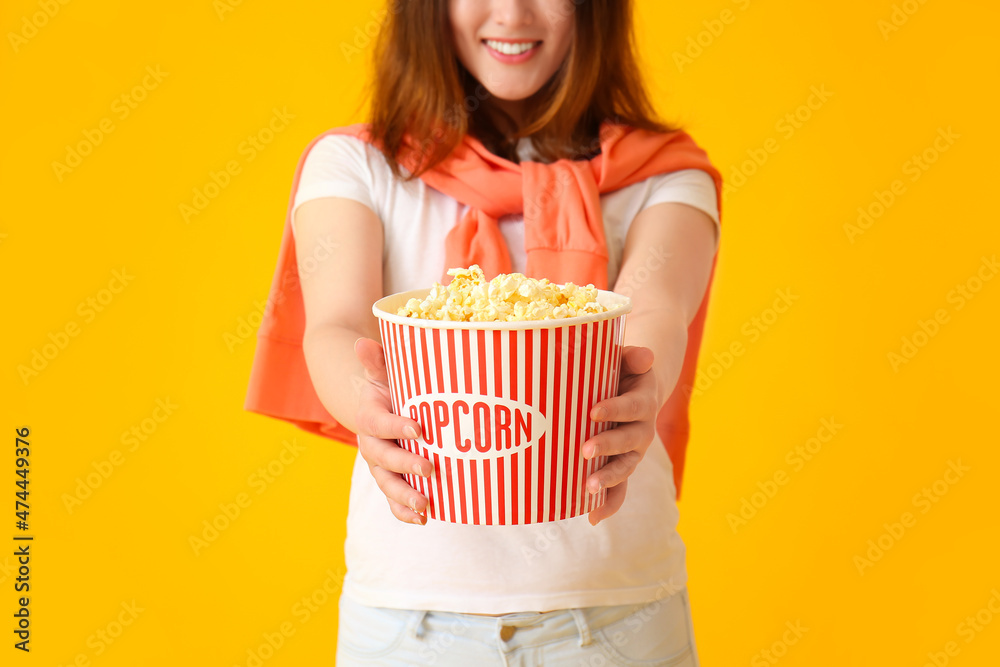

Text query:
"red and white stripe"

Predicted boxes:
[[377, 315, 627, 525]]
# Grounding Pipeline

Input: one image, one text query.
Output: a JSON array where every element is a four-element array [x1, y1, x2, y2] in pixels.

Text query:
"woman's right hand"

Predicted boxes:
[[353, 337, 434, 525]]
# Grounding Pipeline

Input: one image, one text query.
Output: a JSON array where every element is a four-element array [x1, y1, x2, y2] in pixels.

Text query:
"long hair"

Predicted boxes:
[[368, 0, 672, 177]]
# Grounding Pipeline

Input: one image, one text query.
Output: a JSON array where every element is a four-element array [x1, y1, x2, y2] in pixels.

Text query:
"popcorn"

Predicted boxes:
[[397, 265, 615, 322]]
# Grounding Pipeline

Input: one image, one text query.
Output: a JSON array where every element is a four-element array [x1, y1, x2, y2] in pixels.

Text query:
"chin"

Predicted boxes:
[[490, 92, 533, 103], [484, 83, 541, 102]]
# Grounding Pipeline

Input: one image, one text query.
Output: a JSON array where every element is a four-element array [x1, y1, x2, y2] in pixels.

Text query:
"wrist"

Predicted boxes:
[[625, 313, 688, 409]]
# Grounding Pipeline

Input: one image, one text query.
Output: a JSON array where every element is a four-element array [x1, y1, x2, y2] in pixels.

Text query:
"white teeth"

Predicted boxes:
[[485, 39, 537, 56]]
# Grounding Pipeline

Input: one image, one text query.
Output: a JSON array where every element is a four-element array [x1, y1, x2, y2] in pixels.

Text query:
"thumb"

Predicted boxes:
[[355, 337, 389, 383], [620, 345, 654, 376]]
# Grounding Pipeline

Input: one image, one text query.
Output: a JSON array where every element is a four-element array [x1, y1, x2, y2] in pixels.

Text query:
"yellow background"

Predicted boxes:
[[4, 0, 998, 664]]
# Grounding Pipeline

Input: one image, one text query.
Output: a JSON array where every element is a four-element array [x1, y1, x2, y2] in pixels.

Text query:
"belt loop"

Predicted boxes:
[[570, 608, 592, 647], [407, 610, 428, 639]]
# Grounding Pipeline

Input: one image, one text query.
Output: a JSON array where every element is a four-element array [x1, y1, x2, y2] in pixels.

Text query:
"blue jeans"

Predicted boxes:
[[336, 588, 700, 666]]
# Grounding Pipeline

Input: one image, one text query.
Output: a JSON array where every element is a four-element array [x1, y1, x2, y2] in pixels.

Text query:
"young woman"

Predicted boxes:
[[245, 1, 722, 664]]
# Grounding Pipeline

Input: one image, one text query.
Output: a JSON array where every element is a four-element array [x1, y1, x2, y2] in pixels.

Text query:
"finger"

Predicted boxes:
[[355, 337, 389, 384], [586, 451, 641, 495], [356, 404, 424, 443], [371, 464, 430, 516], [359, 435, 434, 477], [620, 345, 654, 376], [387, 497, 427, 526], [582, 422, 654, 459], [590, 381, 658, 423], [589, 479, 628, 526], [355, 391, 424, 443]]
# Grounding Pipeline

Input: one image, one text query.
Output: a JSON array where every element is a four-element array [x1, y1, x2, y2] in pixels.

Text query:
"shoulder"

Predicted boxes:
[[302, 132, 386, 173], [646, 169, 720, 233], [293, 131, 391, 217], [645, 168, 718, 196], [292, 127, 453, 227], [609, 168, 719, 221], [296, 128, 410, 194]]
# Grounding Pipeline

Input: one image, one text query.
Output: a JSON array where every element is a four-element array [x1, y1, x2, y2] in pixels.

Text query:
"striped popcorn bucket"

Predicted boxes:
[[372, 289, 632, 525]]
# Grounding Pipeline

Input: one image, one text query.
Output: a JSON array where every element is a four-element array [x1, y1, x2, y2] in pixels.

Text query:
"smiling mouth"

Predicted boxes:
[[482, 39, 542, 56]]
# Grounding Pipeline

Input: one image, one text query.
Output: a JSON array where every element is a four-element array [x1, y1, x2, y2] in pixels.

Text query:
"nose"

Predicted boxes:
[[492, 0, 535, 27]]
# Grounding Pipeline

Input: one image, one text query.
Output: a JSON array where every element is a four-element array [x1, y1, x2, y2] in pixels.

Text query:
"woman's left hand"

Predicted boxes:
[[584, 345, 659, 526]]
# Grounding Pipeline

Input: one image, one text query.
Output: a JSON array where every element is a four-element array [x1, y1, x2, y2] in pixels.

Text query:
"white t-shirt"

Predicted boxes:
[[292, 133, 719, 614]]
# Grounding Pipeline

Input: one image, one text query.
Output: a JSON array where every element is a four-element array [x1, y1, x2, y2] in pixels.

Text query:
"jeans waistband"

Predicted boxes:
[[407, 601, 648, 652]]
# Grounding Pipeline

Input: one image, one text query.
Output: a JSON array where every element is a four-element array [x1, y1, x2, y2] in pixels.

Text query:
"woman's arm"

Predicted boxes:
[[584, 201, 718, 524], [295, 197, 432, 525], [295, 196, 383, 431]]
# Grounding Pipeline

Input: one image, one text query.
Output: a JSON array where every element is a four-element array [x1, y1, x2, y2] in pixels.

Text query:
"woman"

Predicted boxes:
[[245, 1, 722, 664]]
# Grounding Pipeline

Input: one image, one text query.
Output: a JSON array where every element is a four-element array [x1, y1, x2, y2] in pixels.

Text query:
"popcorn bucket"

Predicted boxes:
[[372, 289, 632, 525]]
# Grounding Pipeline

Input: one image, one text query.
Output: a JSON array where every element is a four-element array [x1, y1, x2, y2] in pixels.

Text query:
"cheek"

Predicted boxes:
[[448, 0, 478, 46], [542, 33, 574, 78], [447, 19, 467, 64], [543, 3, 576, 61]]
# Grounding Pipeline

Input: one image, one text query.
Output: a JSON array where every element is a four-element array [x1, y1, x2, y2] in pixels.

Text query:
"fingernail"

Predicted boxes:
[[583, 444, 595, 459], [592, 407, 607, 421], [404, 425, 419, 440], [412, 463, 426, 476], [410, 513, 425, 525], [408, 498, 419, 512], [590, 480, 602, 494]]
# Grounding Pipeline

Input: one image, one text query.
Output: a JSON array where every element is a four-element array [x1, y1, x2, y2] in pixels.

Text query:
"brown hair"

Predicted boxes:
[[368, 0, 672, 177]]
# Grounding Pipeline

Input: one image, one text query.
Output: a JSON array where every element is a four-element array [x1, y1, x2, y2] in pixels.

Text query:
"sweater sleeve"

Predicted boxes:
[[244, 130, 375, 447]]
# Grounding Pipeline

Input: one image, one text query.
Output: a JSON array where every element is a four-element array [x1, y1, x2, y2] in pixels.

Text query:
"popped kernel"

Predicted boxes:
[[397, 265, 616, 322]]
